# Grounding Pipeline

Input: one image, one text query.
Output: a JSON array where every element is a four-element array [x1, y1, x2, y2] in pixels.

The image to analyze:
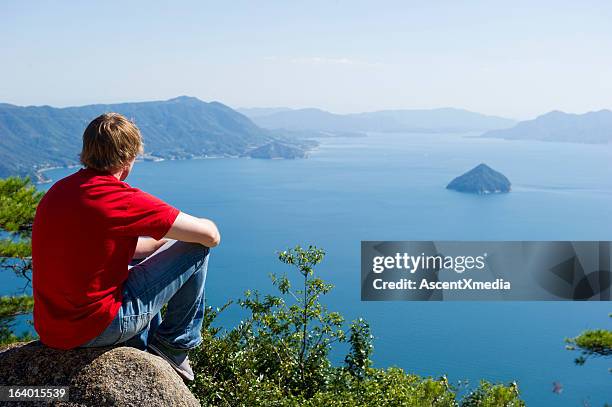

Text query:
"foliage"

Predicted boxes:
[[460, 381, 523, 407], [344, 318, 373, 381], [0, 177, 42, 344], [0, 296, 35, 345], [565, 314, 612, 371], [188, 245, 524, 406], [0, 176, 43, 234], [301, 368, 457, 407]]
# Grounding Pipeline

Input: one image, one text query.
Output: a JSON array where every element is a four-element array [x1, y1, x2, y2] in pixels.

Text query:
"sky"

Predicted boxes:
[[1, 1, 612, 120]]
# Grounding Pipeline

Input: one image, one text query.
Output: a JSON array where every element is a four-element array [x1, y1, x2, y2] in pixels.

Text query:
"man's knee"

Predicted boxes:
[[179, 242, 210, 266], [188, 242, 209, 255], [172, 241, 209, 254]]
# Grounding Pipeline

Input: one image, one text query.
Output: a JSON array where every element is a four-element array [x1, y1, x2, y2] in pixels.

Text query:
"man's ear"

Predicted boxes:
[[119, 164, 131, 181]]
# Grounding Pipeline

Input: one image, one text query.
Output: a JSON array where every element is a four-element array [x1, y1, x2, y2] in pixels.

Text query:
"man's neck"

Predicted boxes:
[[110, 169, 123, 180]]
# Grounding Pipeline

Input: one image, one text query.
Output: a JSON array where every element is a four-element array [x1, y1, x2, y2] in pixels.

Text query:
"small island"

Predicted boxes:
[[446, 163, 511, 194], [246, 141, 307, 159]]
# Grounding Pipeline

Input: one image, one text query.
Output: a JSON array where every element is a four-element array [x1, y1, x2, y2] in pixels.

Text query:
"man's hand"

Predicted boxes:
[[164, 212, 221, 248], [134, 237, 168, 260]]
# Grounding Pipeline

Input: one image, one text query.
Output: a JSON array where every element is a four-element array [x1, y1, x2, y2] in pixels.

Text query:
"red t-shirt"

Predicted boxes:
[[32, 168, 179, 349]]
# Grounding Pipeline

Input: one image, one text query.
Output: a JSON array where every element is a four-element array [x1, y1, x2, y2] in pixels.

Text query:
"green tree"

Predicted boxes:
[[0, 176, 43, 344], [565, 314, 612, 373], [234, 245, 346, 397], [188, 245, 525, 406], [344, 318, 373, 381]]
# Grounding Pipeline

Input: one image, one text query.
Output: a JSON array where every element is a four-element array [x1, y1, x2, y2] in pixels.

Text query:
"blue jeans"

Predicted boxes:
[[81, 240, 209, 350]]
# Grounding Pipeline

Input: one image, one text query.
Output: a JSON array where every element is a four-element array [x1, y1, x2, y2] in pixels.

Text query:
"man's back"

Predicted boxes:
[[32, 167, 178, 349]]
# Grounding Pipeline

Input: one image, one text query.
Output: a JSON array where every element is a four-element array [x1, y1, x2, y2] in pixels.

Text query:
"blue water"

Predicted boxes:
[[5, 132, 612, 405]]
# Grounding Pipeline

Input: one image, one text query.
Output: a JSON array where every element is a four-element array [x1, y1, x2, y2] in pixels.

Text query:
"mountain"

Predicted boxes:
[[446, 163, 511, 194], [243, 107, 516, 133], [481, 109, 612, 144], [236, 107, 292, 118], [0, 96, 309, 179]]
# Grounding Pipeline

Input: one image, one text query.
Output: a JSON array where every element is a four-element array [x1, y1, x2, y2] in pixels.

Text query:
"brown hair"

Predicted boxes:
[[80, 113, 144, 172]]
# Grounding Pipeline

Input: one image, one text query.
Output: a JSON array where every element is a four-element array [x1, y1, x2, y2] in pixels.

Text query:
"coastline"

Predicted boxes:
[[33, 138, 327, 185], [35, 164, 81, 184], [33, 152, 317, 185], [33, 155, 235, 184]]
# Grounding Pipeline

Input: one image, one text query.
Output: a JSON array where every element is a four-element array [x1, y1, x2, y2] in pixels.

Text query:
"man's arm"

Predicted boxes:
[[134, 237, 167, 259], [164, 212, 221, 248]]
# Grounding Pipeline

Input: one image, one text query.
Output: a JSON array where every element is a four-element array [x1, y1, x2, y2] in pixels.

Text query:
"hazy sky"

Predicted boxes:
[[2, 1, 612, 119]]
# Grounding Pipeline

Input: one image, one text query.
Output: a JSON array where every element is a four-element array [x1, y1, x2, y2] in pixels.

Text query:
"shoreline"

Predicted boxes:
[[33, 138, 329, 185], [34, 155, 236, 184], [33, 151, 320, 185], [35, 164, 81, 184]]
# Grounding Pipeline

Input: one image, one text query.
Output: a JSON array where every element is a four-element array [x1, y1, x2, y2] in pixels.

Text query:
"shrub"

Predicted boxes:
[[188, 245, 524, 406]]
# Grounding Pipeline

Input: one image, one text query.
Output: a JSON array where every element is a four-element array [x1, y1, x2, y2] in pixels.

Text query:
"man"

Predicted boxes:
[[32, 113, 220, 381]]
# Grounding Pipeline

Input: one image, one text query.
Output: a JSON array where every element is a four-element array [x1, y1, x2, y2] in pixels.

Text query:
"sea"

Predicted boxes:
[[3, 132, 611, 405]]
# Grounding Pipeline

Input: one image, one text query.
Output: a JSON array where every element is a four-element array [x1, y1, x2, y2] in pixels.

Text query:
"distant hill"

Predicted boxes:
[[0, 96, 308, 179], [236, 107, 292, 118], [243, 107, 516, 133], [245, 141, 307, 159], [481, 109, 612, 144]]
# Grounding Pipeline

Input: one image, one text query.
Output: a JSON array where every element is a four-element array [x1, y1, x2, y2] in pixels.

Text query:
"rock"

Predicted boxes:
[[446, 163, 511, 194], [0, 341, 199, 407]]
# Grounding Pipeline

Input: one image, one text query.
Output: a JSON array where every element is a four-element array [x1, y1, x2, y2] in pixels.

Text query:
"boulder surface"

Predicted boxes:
[[0, 341, 199, 407]]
